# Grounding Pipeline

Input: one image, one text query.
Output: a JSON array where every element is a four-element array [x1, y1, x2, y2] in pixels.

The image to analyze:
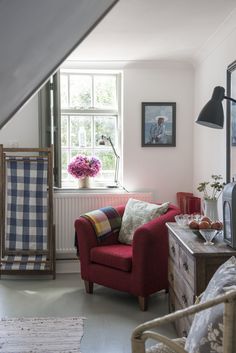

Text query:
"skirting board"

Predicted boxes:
[[56, 259, 80, 274]]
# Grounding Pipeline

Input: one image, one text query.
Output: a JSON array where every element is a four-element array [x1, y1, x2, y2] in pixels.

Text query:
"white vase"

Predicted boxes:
[[203, 199, 219, 221], [78, 177, 90, 188]]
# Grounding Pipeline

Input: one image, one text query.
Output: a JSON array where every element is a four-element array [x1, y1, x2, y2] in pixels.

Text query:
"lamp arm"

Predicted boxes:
[[107, 137, 120, 158], [224, 95, 236, 103], [114, 155, 120, 185], [109, 138, 120, 185], [101, 135, 120, 186]]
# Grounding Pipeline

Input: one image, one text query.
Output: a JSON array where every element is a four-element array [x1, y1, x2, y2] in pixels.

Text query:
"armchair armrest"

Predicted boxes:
[[132, 205, 179, 252], [74, 204, 125, 265], [131, 289, 236, 353], [131, 205, 180, 294], [74, 217, 98, 262]]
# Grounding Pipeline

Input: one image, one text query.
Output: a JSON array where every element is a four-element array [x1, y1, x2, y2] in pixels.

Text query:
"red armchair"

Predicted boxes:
[[74, 203, 180, 310]]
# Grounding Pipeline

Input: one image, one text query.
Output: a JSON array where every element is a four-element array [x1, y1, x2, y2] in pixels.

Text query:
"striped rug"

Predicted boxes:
[[0, 316, 85, 352]]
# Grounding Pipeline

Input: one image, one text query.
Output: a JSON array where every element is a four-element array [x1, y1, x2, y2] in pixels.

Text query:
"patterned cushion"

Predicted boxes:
[[118, 199, 169, 244], [185, 256, 236, 353], [146, 337, 186, 353]]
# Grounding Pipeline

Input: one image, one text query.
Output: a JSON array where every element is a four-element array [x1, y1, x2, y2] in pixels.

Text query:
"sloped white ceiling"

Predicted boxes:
[[70, 0, 236, 62], [0, 0, 118, 128]]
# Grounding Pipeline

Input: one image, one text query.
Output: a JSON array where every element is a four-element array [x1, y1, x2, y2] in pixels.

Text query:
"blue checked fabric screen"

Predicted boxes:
[[5, 157, 48, 251]]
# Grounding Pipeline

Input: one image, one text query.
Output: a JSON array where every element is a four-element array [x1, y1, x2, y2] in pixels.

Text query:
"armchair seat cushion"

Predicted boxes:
[[90, 244, 132, 272]]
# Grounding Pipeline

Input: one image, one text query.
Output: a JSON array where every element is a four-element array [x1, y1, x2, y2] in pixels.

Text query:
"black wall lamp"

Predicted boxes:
[[196, 85, 236, 248], [196, 86, 236, 128]]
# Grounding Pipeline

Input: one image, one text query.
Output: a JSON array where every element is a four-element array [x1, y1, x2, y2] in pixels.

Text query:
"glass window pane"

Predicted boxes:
[[61, 115, 68, 147], [61, 149, 68, 170], [95, 150, 115, 182], [69, 149, 92, 161], [94, 75, 117, 109], [61, 149, 69, 185], [62, 170, 69, 181], [96, 150, 115, 170], [70, 75, 92, 109], [60, 74, 68, 108], [95, 170, 114, 183], [94, 116, 117, 146], [70, 116, 92, 148], [59, 71, 120, 188]]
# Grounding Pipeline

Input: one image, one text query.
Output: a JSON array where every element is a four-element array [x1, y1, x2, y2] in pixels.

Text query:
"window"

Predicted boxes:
[[39, 69, 122, 188]]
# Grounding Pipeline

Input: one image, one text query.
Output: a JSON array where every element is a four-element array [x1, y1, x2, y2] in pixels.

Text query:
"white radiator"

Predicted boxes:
[[54, 192, 152, 258]]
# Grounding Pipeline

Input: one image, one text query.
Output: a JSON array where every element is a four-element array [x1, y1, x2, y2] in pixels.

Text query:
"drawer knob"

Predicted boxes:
[[183, 262, 189, 271], [171, 245, 176, 256], [182, 294, 188, 304]]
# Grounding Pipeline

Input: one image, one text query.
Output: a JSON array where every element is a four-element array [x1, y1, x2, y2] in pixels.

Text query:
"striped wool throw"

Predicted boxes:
[[82, 206, 121, 240]]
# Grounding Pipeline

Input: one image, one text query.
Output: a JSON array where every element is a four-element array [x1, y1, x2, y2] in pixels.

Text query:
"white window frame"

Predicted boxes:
[[59, 68, 122, 189]]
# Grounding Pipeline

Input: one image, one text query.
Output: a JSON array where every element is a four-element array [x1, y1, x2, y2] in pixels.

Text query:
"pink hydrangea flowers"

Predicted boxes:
[[68, 155, 101, 179]]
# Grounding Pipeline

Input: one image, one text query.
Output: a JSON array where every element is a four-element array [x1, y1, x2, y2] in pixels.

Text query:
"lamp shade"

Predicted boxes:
[[196, 86, 225, 129]]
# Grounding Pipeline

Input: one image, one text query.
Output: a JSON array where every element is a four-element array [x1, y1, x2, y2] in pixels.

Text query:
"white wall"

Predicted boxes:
[[193, 10, 236, 215], [0, 95, 39, 147], [123, 62, 194, 203], [0, 61, 194, 205]]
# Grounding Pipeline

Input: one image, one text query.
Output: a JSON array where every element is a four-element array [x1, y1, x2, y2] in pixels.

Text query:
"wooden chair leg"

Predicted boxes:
[[138, 296, 148, 311], [84, 280, 93, 294]]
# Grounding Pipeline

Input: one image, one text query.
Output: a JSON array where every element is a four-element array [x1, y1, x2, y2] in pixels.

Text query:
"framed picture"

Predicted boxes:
[[232, 101, 236, 146], [226, 61, 236, 182], [142, 102, 176, 147]]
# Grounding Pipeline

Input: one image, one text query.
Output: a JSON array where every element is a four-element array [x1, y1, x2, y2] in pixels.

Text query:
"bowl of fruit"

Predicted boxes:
[[188, 217, 223, 245]]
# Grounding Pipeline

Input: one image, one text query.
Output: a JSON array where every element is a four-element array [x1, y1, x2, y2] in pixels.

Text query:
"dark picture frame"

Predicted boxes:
[[226, 60, 236, 183], [142, 102, 176, 147], [227, 62, 236, 146], [232, 102, 236, 146]]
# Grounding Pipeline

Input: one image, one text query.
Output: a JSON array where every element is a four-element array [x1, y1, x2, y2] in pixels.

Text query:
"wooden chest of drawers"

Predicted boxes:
[[166, 222, 236, 337]]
